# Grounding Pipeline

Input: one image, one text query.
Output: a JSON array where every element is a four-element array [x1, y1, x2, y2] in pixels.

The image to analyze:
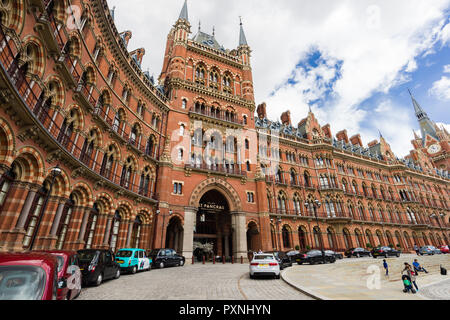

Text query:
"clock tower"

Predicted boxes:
[[408, 90, 449, 172]]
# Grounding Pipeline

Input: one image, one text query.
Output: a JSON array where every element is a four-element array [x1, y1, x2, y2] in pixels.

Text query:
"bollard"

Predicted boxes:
[[232, 256, 234, 264], [192, 256, 194, 265], [202, 255, 205, 264], [222, 256, 225, 264], [241, 256, 243, 264], [213, 256, 215, 264]]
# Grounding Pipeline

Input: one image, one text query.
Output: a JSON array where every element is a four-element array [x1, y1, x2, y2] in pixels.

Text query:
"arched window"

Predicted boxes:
[[131, 215, 142, 248], [56, 197, 75, 250], [85, 204, 100, 249], [22, 185, 49, 248], [313, 227, 322, 249], [282, 226, 291, 249], [327, 228, 336, 250], [0, 165, 16, 210]]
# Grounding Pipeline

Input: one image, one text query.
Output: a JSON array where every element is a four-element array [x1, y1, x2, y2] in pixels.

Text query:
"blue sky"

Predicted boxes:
[[107, 0, 450, 157]]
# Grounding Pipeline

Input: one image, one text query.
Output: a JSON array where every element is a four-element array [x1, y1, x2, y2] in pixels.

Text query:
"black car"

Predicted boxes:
[[296, 250, 336, 265], [371, 246, 401, 258], [344, 247, 371, 258], [265, 251, 292, 270], [148, 249, 185, 269], [325, 250, 343, 260], [77, 249, 120, 286], [286, 250, 301, 263]]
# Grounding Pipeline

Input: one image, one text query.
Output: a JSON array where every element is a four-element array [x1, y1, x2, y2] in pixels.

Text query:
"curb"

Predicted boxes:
[[280, 269, 329, 300]]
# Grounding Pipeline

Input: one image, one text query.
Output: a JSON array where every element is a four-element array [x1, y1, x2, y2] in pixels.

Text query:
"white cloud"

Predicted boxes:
[[429, 76, 450, 100], [106, 0, 450, 156], [444, 64, 450, 73]]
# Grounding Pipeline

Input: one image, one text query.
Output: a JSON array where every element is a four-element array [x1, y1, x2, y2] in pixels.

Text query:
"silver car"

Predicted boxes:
[[419, 245, 439, 255], [249, 254, 280, 279]]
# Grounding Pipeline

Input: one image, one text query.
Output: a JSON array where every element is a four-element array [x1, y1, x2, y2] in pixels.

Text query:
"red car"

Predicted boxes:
[[35, 250, 82, 300], [0, 252, 58, 300], [438, 245, 449, 254]]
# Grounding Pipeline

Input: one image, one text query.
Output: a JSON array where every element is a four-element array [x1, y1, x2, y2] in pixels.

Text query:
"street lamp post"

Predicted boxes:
[[29, 166, 62, 251], [305, 199, 325, 263]]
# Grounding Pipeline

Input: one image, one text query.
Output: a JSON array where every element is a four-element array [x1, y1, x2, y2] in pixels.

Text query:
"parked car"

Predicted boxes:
[[344, 247, 371, 258], [296, 250, 336, 265], [419, 245, 440, 255], [438, 245, 449, 254], [0, 252, 59, 300], [116, 248, 152, 274], [371, 246, 401, 258], [432, 247, 442, 255], [285, 250, 301, 263], [265, 251, 292, 270], [325, 250, 343, 260], [250, 253, 280, 279], [77, 249, 120, 286], [148, 249, 185, 269], [35, 250, 82, 300]]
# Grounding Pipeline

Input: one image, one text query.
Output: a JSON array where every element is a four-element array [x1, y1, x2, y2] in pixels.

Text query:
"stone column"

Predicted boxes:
[[231, 212, 248, 261], [126, 221, 133, 248], [16, 188, 38, 229], [78, 208, 91, 241], [50, 202, 66, 236], [224, 235, 230, 257], [182, 207, 197, 263], [102, 217, 113, 247]]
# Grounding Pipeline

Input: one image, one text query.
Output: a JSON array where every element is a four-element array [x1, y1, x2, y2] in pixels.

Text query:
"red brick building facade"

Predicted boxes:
[[0, 0, 448, 261]]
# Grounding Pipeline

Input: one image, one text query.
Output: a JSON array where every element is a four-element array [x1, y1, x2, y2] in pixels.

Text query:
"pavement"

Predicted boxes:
[[78, 263, 313, 300], [282, 253, 450, 300]]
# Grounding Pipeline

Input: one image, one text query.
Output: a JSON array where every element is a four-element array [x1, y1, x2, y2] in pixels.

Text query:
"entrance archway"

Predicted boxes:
[[246, 221, 260, 253], [165, 216, 183, 253], [194, 190, 232, 260]]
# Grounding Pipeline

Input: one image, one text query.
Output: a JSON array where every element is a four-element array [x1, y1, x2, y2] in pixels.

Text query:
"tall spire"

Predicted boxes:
[[239, 16, 248, 46], [408, 89, 438, 142], [179, 0, 189, 21]]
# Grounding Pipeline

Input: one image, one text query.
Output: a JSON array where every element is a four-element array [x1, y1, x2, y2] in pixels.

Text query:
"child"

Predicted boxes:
[[383, 259, 389, 276], [402, 275, 415, 294]]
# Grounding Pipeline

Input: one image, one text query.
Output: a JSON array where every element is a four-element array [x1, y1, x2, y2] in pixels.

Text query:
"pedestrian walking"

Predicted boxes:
[[408, 265, 419, 292], [412, 259, 429, 274], [383, 259, 389, 276], [401, 263, 416, 294], [413, 244, 420, 255]]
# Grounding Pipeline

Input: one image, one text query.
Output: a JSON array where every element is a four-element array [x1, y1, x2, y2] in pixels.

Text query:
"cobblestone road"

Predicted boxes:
[[419, 278, 450, 300], [78, 263, 313, 300]]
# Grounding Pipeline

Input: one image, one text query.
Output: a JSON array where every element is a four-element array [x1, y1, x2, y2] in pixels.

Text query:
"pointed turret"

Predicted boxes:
[[179, 0, 189, 22], [239, 17, 248, 46]]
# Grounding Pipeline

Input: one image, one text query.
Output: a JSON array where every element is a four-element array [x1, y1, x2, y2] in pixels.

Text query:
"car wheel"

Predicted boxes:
[[179, 260, 185, 267], [385, 253, 388, 258], [275, 274, 280, 279], [95, 273, 103, 286], [356, 253, 360, 258], [396, 253, 400, 257], [297, 261, 303, 265], [159, 262, 165, 269], [131, 266, 137, 274], [250, 274, 254, 279], [114, 269, 121, 279], [310, 260, 316, 265]]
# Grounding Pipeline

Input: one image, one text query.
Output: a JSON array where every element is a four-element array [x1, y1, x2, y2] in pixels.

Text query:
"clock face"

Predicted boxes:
[[428, 144, 441, 154]]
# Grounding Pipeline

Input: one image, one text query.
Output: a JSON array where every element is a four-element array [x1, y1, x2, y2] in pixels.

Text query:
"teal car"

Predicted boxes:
[[115, 249, 152, 274]]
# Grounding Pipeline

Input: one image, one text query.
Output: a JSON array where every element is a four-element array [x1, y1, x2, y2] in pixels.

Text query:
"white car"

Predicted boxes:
[[249, 253, 281, 279]]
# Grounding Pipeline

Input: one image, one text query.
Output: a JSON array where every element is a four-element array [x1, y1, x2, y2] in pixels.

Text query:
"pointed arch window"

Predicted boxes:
[[85, 204, 100, 249]]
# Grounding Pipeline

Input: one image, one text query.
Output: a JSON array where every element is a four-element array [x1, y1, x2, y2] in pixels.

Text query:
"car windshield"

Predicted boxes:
[[307, 250, 321, 255], [116, 251, 133, 258], [77, 251, 98, 262], [0, 266, 46, 300], [148, 250, 160, 256], [253, 255, 274, 260]]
